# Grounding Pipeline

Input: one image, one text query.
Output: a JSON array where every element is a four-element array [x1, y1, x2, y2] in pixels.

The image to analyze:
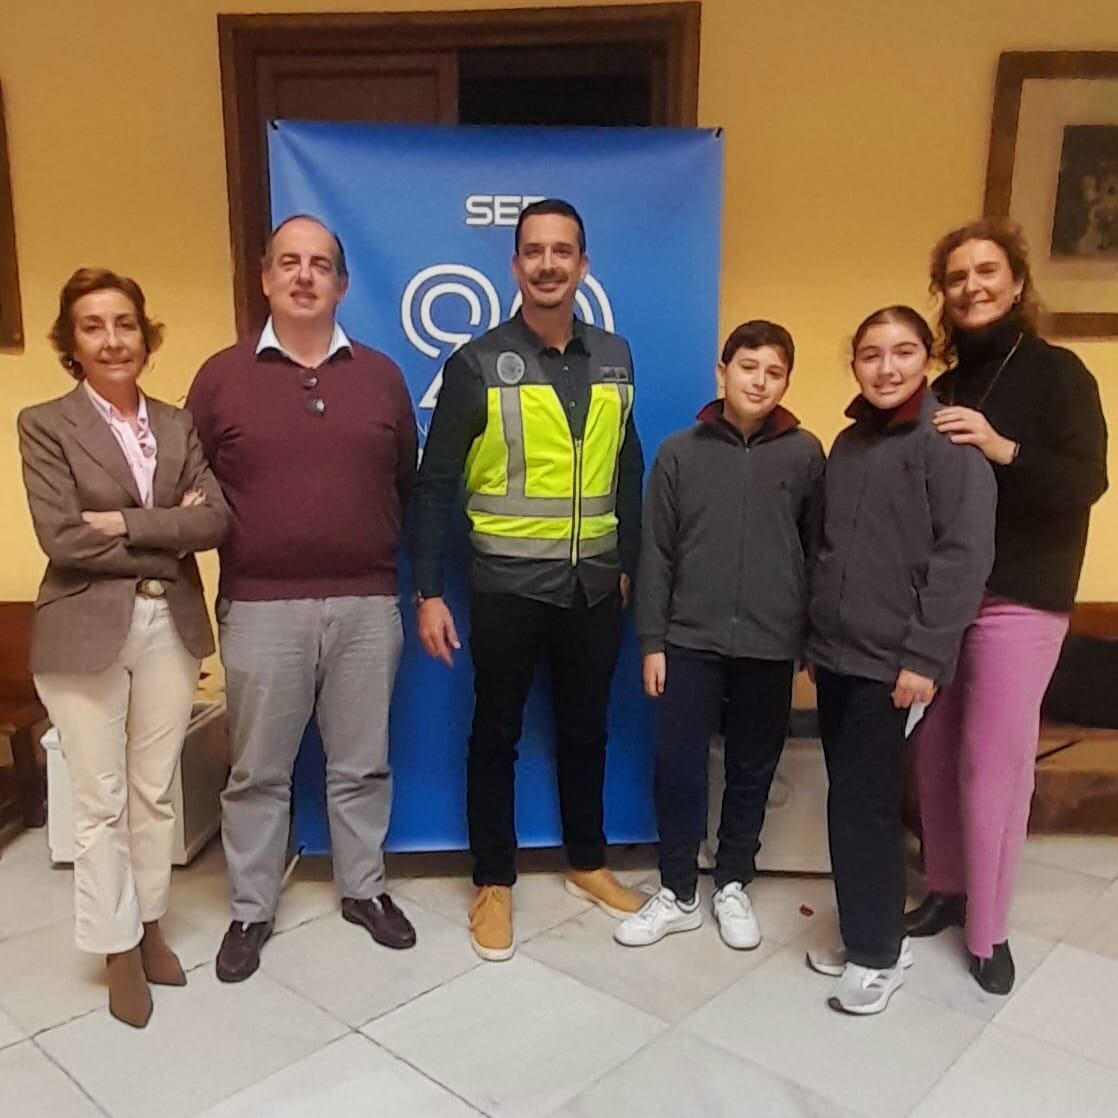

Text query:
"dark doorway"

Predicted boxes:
[[219, 4, 700, 333], [458, 44, 657, 126]]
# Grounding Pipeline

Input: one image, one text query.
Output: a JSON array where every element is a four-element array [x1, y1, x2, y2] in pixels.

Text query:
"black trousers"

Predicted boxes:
[[655, 646, 794, 901], [816, 667, 908, 969], [467, 588, 623, 886]]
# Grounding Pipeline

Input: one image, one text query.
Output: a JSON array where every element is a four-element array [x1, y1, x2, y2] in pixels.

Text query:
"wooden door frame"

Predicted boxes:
[[217, 3, 702, 336], [0, 83, 24, 351]]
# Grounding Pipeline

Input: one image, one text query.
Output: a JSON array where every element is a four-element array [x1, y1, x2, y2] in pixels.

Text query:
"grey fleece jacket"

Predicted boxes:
[[637, 400, 826, 661], [806, 381, 996, 686]]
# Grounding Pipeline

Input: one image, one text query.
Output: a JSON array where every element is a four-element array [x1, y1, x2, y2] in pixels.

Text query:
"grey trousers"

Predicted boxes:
[[218, 595, 403, 923]]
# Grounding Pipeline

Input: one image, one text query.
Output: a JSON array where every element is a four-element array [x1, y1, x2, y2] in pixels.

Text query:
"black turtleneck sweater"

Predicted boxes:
[[933, 315, 1108, 612]]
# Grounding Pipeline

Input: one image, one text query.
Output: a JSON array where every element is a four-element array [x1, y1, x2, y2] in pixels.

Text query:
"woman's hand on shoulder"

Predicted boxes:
[[932, 406, 1017, 465]]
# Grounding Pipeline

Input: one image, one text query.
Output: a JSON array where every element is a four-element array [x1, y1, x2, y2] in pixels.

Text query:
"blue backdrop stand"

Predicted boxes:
[[267, 122, 724, 856]]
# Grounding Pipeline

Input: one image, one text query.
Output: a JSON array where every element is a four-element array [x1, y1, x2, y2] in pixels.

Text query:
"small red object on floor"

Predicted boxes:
[[799, 904, 814, 917]]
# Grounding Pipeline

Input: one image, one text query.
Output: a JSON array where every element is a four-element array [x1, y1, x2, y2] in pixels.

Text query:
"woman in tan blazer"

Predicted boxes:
[[18, 268, 229, 1028]]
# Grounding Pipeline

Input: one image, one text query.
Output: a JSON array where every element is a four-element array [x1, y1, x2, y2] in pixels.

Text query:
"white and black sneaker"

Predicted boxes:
[[613, 887, 702, 947], [827, 962, 904, 1015], [712, 882, 761, 949], [807, 936, 914, 978]]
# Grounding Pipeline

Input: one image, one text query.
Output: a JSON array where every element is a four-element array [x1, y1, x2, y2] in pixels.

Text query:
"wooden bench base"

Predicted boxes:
[[1, 709, 48, 830], [1031, 732, 1118, 834], [1029, 601, 1118, 833], [0, 602, 49, 833]]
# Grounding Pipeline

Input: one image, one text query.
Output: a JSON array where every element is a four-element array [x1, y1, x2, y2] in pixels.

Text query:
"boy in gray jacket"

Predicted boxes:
[[617, 321, 824, 950]]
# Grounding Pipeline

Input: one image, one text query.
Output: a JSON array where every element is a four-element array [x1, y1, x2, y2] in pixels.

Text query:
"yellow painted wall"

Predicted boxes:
[[2, 0, 1116, 610]]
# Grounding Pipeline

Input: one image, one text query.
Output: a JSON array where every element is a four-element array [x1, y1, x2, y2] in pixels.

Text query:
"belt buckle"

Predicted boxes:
[[137, 578, 166, 599]]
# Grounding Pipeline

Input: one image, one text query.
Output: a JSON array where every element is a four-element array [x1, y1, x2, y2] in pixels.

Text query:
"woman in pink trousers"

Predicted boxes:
[[905, 219, 1108, 994]]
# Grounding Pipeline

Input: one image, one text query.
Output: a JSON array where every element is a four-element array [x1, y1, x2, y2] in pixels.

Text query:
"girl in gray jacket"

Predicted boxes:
[[805, 306, 995, 1015]]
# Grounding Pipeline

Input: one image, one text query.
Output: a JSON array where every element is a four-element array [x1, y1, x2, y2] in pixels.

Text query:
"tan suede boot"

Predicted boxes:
[[106, 947, 153, 1028], [140, 921, 187, 986], [565, 868, 644, 918], [468, 885, 514, 962]]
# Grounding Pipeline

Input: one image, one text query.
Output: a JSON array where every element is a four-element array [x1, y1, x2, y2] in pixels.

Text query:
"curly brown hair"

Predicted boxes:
[[49, 267, 164, 379], [929, 218, 1044, 363]]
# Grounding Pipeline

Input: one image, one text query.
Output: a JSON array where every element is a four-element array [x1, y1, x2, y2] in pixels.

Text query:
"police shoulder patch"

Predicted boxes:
[[599, 365, 630, 382], [496, 351, 527, 385]]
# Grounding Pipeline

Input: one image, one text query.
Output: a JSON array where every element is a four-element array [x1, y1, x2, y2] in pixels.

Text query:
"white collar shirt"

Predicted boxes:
[[82, 381, 158, 507], [255, 317, 352, 368]]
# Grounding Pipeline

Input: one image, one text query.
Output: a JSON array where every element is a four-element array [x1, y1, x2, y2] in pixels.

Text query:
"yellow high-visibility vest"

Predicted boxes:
[[463, 327, 635, 564]]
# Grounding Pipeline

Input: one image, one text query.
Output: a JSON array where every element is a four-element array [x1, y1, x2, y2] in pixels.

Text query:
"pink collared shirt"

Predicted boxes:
[[83, 382, 158, 507]]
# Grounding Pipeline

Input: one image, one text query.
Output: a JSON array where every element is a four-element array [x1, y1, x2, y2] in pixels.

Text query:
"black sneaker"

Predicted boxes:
[[215, 920, 273, 983]]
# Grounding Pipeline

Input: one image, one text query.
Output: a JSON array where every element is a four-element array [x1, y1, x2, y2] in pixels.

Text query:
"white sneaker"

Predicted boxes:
[[827, 962, 904, 1015], [712, 882, 761, 949], [613, 887, 702, 947], [807, 936, 914, 978]]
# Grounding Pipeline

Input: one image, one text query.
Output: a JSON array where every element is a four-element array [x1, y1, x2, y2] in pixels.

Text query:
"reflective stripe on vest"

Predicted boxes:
[[464, 381, 633, 563]]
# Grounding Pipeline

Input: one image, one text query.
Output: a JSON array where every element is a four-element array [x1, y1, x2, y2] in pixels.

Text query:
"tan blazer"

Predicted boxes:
[[18, 385, 230, 674]]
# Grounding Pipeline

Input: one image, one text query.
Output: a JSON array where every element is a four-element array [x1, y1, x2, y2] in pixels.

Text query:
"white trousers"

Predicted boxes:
[[34, 598, 201, 954]]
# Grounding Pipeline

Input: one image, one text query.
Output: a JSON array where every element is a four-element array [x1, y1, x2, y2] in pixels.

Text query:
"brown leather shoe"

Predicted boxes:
[[215, 920, 273, 983], [140, 921, 187, 986], [106, 947, 153, 1028], [341, 894, 416, 949]]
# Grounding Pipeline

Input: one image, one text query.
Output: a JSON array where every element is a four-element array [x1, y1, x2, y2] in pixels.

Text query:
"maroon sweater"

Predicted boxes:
[[186, 336, 417, 601]]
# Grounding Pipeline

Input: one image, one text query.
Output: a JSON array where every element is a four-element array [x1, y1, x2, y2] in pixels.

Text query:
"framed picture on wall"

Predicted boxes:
[[0, 80, 24, 351], [984, 51, 1118, 339]]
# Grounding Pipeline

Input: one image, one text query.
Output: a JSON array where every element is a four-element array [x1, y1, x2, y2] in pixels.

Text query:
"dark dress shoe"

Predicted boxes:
[[342, 894, 417, 949], [216, 920, 273, 983], [903, 892, 966, 938], [969, 941, 1015, 995]]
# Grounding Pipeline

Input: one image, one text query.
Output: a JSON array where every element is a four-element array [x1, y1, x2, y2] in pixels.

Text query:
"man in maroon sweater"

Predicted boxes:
[[187, 215, 419, 981]]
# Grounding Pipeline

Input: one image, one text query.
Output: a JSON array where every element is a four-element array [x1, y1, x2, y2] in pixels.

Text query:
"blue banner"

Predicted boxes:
[[267, 122, 723, 852]]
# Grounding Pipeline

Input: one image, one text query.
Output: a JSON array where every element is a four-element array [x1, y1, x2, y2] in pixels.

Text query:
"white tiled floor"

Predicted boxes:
[[0, 1006, 26, 1050], [2, 826, 1117, 1117]]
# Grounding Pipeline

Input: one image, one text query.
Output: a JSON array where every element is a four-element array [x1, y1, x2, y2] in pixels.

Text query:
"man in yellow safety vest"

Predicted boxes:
[[412, 198, 645, 962]]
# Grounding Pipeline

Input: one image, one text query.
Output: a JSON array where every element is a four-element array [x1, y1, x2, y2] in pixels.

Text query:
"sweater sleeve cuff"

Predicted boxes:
[[639, 636, 666, 655], [994, 439, 1023, 474], [412, 563, 444, 597], [121, 507, 153, 549], [899, 650, 944, 682]]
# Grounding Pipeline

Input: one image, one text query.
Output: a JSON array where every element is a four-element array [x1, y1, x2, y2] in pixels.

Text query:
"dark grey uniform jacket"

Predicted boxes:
[[807, 382, 996, 686]]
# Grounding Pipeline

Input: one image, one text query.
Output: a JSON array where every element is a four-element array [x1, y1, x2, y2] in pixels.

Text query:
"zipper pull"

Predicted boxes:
[[571, 438, 584, 567]]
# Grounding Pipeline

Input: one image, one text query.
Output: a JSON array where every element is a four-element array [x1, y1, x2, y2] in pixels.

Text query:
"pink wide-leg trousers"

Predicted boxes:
[[915, 594, 1068, 958]]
